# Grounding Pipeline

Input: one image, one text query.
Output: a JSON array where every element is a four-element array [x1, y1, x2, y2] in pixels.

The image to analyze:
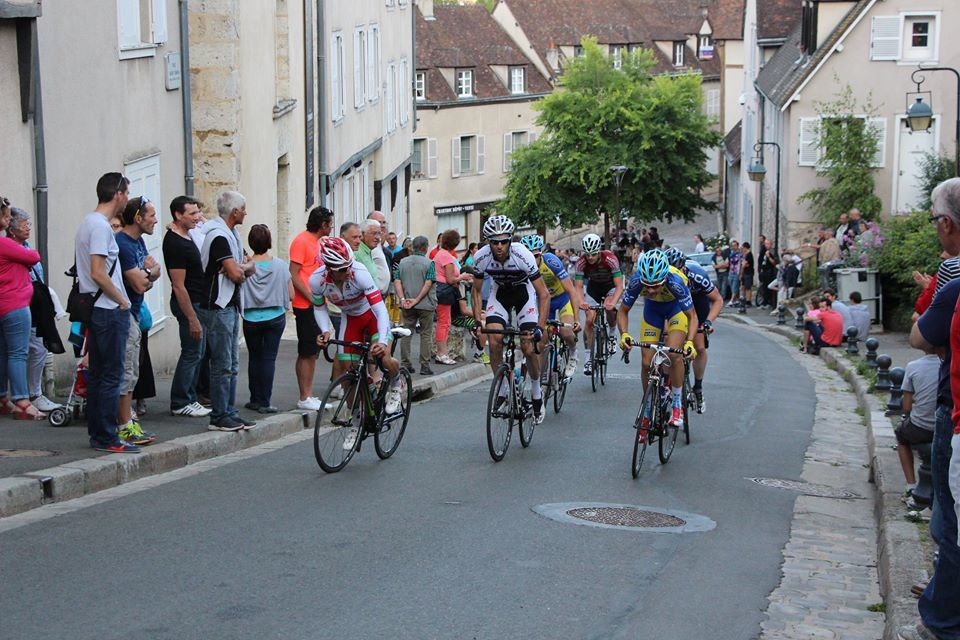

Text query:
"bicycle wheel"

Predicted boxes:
[[632, 378, 657, 478], [375, 367, 412, 459], [658, 387, 680, 464], [553, 344, 569, 414], [598, 323, 608, 386], [541, 343, 554, 405], [590, 324, 601, 392], [518, 372, 535, 448], [486, 365, 513, 461], [314, 373, 363, 473], [682, 368, 693, 445]]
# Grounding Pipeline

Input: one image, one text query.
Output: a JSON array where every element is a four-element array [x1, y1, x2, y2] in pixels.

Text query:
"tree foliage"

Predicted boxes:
[[917, 152, 956, 211], [797, 82, 882, 224], [497, 38, 721, 230], [875, 209, 941, 289]]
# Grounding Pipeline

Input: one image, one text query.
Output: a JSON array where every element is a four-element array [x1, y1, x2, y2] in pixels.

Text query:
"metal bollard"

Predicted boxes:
[[864, 337, 879, 368], [875, 354, 893, 391], [845, 326, 860, 355], [777, 304, 786, 325], [795, 308, 805, 330], [912, 443, 934, 507], [886, 367, 905, 414]]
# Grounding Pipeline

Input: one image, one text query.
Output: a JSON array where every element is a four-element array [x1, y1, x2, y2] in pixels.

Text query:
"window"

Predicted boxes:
[[124, 153, 166, 326], [574, 45, 585, 58], [456, 69, 473, 98], [412, 139, 425, 177], [117, 0, 168, 59], [503, 130, 537, 172], [367, 24, 380, 103], [797, 116, 887, 168], [385, 0, 395, 6], [610, 45, 624, 70], [870, 13, 939, 62], [386, 61, 397, 133], [672, 42, 685, 66], [698, 35, 714, 60], [904, 16, 936, 61], [415, 71, 426, 100], [354, 27, 366, 109], [509, 66, 525, 94], [628, 43, 643, 54], [452, 135, 485, 177], [399, 57, 409, 125], [459, 136, 473, 174], [706, 89, 720, 118], [330, 31, 345, 121]]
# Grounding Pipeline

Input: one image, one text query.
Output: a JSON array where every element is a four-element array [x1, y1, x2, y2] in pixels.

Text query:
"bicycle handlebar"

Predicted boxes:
[[480, 327, 541, 354]]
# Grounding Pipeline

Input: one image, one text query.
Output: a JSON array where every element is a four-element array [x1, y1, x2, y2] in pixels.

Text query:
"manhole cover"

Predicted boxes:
[[0, 448, 59, 458], [533, 502, 716, 533], [746, 477, 862, 499]]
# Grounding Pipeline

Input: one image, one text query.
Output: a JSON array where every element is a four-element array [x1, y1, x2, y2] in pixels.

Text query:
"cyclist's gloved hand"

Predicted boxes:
[[531, 327, 544, 343], [619, 332, 635, 349], [702, 319, 713, 335], [683, 340, 697, 360]]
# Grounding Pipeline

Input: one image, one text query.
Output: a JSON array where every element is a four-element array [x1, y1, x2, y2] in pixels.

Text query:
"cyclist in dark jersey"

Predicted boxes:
[[574, 233, 623, 376]]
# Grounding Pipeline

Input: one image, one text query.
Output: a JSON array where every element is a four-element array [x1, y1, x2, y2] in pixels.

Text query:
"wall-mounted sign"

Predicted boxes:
[[434, 201, 494, 216], [165, 52, 182, 91]]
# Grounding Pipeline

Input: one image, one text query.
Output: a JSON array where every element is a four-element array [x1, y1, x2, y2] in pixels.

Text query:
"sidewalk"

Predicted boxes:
[[0, 324, 487, 515]]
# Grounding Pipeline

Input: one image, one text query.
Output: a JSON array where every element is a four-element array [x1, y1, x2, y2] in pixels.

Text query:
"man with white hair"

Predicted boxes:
[[356, 218, 389, 292], [367, 211, 397, 321], [198, 191, 256, 432]]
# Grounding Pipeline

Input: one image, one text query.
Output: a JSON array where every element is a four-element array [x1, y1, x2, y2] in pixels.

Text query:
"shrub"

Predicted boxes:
[[917, 153, 956, 211], [876, 210, 942, 330]]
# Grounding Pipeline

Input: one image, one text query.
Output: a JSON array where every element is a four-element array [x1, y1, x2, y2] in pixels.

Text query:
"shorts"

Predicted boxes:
[[294, 306, 321, 357], [486, 282, 538, 331], [549, 293, 574, 320], [742, 273, 754, 289], [584, 281, 615, 307], [640, 300, 688, 344], [121, 313, 141, 395], [894, 416, 934, 446], [338, 309, 391, 362]]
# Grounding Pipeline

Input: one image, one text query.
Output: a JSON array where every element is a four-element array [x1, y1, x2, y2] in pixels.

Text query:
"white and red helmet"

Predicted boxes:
[[319, 236, 354, 269]]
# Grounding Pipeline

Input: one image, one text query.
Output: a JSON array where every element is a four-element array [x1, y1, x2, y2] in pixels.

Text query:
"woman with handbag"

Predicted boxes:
[[0, 196, 45, 420], [433, 229, 473, 365]]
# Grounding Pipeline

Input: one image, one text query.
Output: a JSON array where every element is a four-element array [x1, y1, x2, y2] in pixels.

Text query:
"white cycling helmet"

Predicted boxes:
[[319, 236, 354, 269], [483, 215, 515, 239], [581, 233, 603, 255]]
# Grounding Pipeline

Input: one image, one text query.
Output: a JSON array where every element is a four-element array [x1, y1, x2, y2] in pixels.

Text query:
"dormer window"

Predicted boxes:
[[672, 42, 685, 66], [574, 45, 585, 58], [456, 68, 474, 98], [415, 71, 426, 100], [509, 66, 525, 94], [698, 35, 713, 59]]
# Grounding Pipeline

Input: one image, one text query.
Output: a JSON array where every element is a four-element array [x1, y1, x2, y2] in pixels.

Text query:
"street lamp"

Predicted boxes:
[[607, 165, 628, 242], [747, 141, 781, 256], [906, 66, 960, 176]]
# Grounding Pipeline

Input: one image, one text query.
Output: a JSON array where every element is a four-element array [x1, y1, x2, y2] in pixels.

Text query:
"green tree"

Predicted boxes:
[[797, 83, 882, 224], [497, 37, 721, 234], [917, 152, 955, 211]]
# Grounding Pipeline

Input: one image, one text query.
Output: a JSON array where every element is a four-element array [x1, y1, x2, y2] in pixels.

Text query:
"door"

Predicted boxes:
[[895, 115, 937, 213], [124, 154, 167, 329]]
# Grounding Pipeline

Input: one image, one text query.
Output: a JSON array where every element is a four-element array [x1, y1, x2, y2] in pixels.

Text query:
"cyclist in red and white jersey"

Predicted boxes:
[[574, 233, 623, 376]]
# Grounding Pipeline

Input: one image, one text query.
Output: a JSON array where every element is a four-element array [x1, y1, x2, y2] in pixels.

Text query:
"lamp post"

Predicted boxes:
[[608, 165, 628, 243], [747, 141, 781, 256], [906, 66, 960, 176]]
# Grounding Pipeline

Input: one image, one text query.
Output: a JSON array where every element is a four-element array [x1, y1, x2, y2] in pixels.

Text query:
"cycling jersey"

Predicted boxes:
[[574, 250, 621, 289], [683, 260, 715, 296], [622, 266, 693, 310], [539, 253, 569, 299], [310, 261, 390, 351], [472, 243, 541, 287]]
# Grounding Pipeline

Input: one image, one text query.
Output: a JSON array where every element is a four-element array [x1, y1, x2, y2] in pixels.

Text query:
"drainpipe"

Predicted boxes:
[[316, 0, 328, 202], [29, 18, 48, 278], [179, 0, 195, 195]]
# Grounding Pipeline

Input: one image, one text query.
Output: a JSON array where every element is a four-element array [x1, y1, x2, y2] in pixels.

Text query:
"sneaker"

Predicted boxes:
[[473, 351, 491, 364], [297, 396, 332, 411], [93, 441, 141, 453], [197, 395, 212, 408], [244, 402, 261, 411], [342, 427, 359, 451], [533, 398, 544, 424], [419, 364, 434, 376], [238, 416, 256, 430], [694, 389, 705, 414], [119, 420, 156, 446], [435, 354, 457, 365], [208, 417, 244, 432], [31, 394, 61, 412], [172, 402, 212, 417], [670, 405, 684, 428], [583, 360, 593, 376], [564, 356, 577, 378], [257, 405, 279, 414], [385, 379, 404, 414], [897, 622, 939, 640]]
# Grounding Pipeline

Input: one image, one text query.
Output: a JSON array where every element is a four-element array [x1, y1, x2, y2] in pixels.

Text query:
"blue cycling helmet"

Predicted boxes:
[[636, 249, 670, 286], [520, 234, 545, 252], [664, 246, 686, 268]]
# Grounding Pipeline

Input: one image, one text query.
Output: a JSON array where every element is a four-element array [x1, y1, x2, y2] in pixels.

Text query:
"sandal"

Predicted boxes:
[[13, 401, 46, 421], [0, 398, 15, 415]]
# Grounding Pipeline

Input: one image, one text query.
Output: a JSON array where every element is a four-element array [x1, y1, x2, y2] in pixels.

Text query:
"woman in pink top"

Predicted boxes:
[[433, 229, 471, 365], [0, 196, 44, 419]]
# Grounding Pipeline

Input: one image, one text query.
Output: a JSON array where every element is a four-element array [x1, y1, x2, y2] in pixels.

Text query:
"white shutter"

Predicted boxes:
[[151, 0, 168, 44], [354, 30, 364, 108], [427, 138, 438, 178], [399, 58, 409, 125], [117, 0, 142, 49], [367, 25, 380, 104], [476, 135, 485, 174], [869, 117, 887, 168], [527, 131, 538, 144], [503, 133, 514, 172], [797, 117, 820, 167], [386, 62, 396, 133], [870, 16, 902, 60], [452, 137, 461, 177], [354, 169, 364, 219], [330, 35, 342, 120]]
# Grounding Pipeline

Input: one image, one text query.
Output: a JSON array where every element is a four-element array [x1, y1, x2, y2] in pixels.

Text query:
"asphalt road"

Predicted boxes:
[[0, 320, 815, 640]]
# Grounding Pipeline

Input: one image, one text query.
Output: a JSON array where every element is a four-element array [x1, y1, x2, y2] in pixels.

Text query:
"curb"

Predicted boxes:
[[0, 363, 487, 520], [724, 314, 923, 640]]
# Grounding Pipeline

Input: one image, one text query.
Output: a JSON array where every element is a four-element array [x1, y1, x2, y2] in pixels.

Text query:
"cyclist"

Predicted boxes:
[[664, 246, 723, 412], [574, 233, 623, 377], [520, 234, 581, 378], [310, 236, 403, 449], [471, 216, 551, 425], [617, 249, 697, 431]]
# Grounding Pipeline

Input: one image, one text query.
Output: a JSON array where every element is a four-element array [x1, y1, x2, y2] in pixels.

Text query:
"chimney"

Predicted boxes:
[[799, 0, 818, 55], [546, 41, 559, 72], [418, 0, 434, 19]]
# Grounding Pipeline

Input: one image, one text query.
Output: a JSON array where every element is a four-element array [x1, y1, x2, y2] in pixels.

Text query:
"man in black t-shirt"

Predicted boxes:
[[163, 196, 212, 418], [740, 242, 755, 307]]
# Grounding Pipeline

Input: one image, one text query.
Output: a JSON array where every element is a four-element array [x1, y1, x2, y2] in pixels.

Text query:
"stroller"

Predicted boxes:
[[54, 324, 90, 427]]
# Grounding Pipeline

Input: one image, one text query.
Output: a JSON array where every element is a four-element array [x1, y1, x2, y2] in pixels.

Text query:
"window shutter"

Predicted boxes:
[[869, 117, 887, 168], [870, 16, 902, 60], [354, 30, 363, 108], [151, 0, 168, 44], [427, 138, 438, 178], [797, 117, 820, 166], [476, 136, 485, 174], [452, 137, 461, 178], [366, 27, 375, 100], [528, 131, 538, 144], [399, 59, 409, 125], [330, 36, 341, 120], [117, 0, 141, 49], [503, 133, 513, 172]]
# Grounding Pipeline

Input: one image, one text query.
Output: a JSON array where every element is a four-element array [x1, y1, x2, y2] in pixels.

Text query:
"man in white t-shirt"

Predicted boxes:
[[75, 172, 136, 453]]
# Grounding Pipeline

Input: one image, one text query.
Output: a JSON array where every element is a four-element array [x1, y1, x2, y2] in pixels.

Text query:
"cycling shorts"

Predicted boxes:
[[584, 282, 615, 307], [549, 292, 574, 320], [640, 300, 689, 344], [338, 309, 392, 361], [486, 282, 539, 331]]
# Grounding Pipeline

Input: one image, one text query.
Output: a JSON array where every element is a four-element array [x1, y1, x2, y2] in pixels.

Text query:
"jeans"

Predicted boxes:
[[919, 405, 960, 639], [0, 306, 33, 402], [170, 298, 206, 410], [715, 272, 729, 299], [242, 314, 285, 407], [727, 272, 740, 298], [804, 321, 827, 347], [87, 306, 129, 447], [200, 305, 240, 423]]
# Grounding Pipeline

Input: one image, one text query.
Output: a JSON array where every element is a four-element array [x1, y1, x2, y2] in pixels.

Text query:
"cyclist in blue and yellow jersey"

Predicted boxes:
[[574, 233, 623, 377], [664, 246, 723, 412], [520, 235, 582, 378], [617, 249, 697, 429]]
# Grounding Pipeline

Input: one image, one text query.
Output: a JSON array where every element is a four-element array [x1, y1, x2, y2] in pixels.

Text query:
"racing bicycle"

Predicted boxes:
[[541, 320, 577, 414], [482, 326, 537, 461]]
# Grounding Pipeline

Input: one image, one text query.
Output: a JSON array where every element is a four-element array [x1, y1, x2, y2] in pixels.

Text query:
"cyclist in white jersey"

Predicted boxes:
[[471, 215, 551, 424]]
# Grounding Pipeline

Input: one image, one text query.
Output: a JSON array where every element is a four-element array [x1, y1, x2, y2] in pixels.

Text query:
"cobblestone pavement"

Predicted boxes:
[[756, 329, 885, 640]]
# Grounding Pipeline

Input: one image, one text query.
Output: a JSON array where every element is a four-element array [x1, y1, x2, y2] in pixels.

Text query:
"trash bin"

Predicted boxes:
[[835, 268, 880, 323]]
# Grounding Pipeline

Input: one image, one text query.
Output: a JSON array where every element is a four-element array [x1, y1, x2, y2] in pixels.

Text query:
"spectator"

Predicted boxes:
[[848, 291, 871, 338], [355, 219, 382, 285], [199, 191, 256, 432], [366, 211, 396, 322], [433, 229, 469, 365], [848, 208, 863, 236], [241, 224, 292, 414], [288, 206, 333, 412], [895, 346, 939, 495], [115, 196, 161, 444], [693, 234, 705, 253], [393, 235, 437, 375], [781, 254, 801, 301], [740, 242, 755, 306], [822, 288, 852, 333], [163, 196, 211, 418], [758, 238, 779, 308], [802, 296, 843, 351], [428, 233, 443, 260], [712, 246, 729, 300], [386, 231, 399, 255], [7, 207, 59, 413], [75, 173, 136, 451], [726, 240, 741, 305]]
